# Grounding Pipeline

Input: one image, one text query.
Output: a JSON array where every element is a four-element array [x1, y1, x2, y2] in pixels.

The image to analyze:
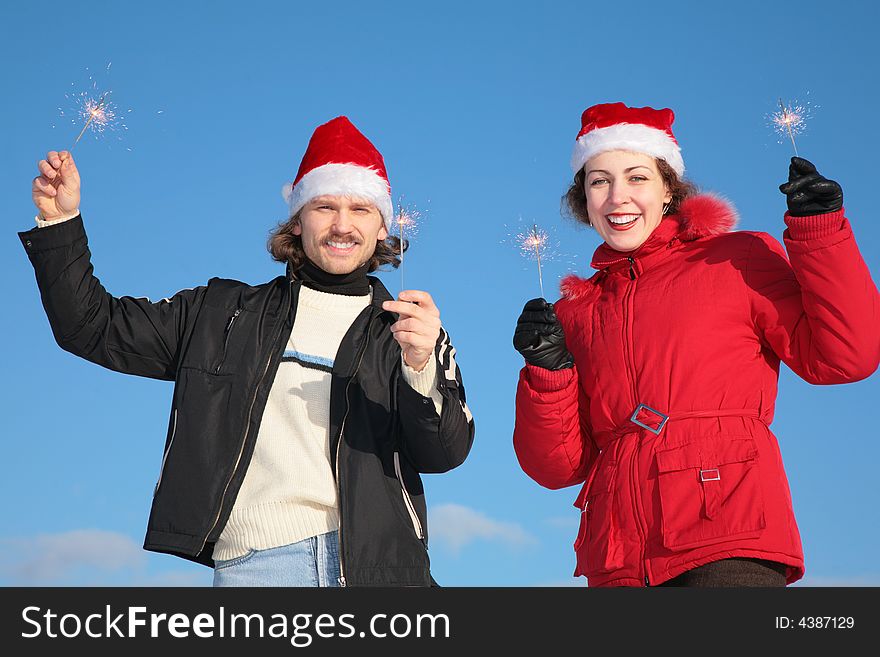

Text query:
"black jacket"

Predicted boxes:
[[19, 216, 475, 586]]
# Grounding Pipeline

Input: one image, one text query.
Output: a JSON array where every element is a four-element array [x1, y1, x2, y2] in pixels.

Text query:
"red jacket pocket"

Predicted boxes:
[[573, 461, 624, 578], [655, 437, 765, 551]]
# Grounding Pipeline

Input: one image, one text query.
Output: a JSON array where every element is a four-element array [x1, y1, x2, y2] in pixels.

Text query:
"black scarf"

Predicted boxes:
[[294, 259, 371, 296]]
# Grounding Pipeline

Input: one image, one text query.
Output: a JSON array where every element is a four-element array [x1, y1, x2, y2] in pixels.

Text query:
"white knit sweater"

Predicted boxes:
[[213, 285, 443, 561]]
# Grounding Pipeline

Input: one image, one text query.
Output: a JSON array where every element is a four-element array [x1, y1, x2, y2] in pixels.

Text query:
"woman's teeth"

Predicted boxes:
[[607, 214, 640, 225]]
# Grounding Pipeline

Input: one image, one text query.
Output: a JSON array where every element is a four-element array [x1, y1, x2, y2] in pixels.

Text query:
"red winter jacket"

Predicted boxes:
[[513, 195, 880, 587]]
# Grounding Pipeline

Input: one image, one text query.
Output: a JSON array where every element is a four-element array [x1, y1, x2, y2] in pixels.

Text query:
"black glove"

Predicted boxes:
[[779, 157, 843, 217], [513, 298, 574, 370]]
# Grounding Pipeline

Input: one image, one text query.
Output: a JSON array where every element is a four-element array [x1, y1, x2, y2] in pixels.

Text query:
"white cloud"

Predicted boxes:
[[429, 503, 538, 554], [793, 574, 880, 587], [0, 529, 147, 584], [531, 579, 585, 587], [0, 529, 208, 586], [0, 530, 213, 587]]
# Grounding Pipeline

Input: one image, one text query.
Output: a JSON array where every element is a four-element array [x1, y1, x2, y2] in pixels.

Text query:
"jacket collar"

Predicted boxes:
[[284, 262, 393, 309], [366, 275, 394, 307], [590, 214, 682, 272], [562, 194, 738, 299], [590, 193, 738, 273]]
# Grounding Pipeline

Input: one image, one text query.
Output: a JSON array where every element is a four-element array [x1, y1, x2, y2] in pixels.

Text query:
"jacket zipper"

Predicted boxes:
[[214, 308, 242, 374], [199, 287, 292, 555], [621, 259, 640, 440], [622, 257, 650, 586], [393, 451, 425, 540], [630, 439, 650, 586], [334, 313, 374, 587], [153, 409, 178, 496]]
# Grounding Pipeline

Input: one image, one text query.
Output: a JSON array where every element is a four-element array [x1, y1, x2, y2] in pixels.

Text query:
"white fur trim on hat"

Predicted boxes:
[[281, 163, 394, 227], [570, 123, 685, 177]]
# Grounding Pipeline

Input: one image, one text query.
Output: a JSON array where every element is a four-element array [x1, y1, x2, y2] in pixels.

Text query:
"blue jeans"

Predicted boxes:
[[212, 531, 341, 587]]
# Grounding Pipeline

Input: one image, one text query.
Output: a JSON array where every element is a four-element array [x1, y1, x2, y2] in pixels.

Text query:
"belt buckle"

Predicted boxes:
[[700, 469, 720, 482], [630, 403, 669, 435]]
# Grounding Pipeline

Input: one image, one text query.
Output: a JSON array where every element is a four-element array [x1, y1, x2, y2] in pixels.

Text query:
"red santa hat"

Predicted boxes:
[[281, 116, 394, 227], [570, 102, 685, 178]]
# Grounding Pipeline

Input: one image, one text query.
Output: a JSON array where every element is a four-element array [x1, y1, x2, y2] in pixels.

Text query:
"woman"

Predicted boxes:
[[512, 102, 879, 587]]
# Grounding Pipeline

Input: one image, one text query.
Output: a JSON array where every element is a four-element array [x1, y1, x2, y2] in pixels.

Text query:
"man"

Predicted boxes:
[[21, 116, 474, 587]]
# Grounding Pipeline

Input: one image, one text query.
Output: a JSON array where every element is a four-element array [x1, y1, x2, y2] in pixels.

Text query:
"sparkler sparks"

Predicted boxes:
[[503, 219, 575, 298], [769, 98, 814, 156], [71, 91, 114, 148], [514, 223, 551, 297], [393, 200, 425, 292], [57, 63, 130, 150]]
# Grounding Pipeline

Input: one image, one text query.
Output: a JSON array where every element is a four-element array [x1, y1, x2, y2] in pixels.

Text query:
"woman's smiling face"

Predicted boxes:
[[583, 150, 672, 252]]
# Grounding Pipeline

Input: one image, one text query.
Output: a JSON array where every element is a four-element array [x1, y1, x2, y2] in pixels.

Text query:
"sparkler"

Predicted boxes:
[[394, 201, 422, 292], [517, 224, 549, 297], [504, 219, 572, 298], [58, 63, 129, 150], [770, 98, 811, 156], [70, 91, 113, 149]]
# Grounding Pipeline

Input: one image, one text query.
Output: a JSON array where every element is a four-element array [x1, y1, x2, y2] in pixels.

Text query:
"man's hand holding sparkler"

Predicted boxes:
[[32, 151, 81, 221], [513, 298, 574, 371], [779, 157, 843, 217], [383, 290, 442, 372]]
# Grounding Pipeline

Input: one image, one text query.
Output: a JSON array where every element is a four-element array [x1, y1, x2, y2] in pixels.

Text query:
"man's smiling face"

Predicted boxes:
[[294, 195, 388, 273]]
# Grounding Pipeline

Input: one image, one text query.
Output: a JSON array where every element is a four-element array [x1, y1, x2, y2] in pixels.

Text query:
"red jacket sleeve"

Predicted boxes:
[[513, 363, 599, 489], [746, 209, 880, 384]]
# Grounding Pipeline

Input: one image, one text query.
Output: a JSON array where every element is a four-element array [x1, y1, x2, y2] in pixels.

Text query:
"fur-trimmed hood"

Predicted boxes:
[[561, 193, 739, 300], [676, 193, 738, 241]]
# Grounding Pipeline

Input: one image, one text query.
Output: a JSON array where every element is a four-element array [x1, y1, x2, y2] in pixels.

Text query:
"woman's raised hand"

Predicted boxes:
[[779, 157, 843, 217]]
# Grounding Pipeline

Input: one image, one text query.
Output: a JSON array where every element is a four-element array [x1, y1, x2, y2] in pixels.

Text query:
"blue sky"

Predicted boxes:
[[2, 0, 878, 586]]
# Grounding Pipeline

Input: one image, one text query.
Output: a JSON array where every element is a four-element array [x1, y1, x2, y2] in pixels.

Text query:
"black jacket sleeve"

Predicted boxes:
[[19, 215, 205, 380], [397, 328, 475, 473]]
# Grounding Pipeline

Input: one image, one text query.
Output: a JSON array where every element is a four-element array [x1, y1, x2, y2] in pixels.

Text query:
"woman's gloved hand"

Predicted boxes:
[[513, 298, 574, 370], [779, 157, 843, 217]]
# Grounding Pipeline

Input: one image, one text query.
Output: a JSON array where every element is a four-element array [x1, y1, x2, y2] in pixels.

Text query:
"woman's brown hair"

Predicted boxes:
[[267, 210, 406, 272], [562, 157, 697, 227]]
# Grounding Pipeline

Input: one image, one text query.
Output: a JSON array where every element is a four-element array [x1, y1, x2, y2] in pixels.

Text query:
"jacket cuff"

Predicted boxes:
[[401, 354, 438, 397], [35, 210, 80, 228], [524, 363, 574, 392], [19, 214, 85, 253], [401, 354, 444, 417], [783, 208, 846, 240]]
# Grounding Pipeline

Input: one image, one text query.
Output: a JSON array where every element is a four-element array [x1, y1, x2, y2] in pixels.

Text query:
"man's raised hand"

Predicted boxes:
[[32, 151, 81, 220]]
